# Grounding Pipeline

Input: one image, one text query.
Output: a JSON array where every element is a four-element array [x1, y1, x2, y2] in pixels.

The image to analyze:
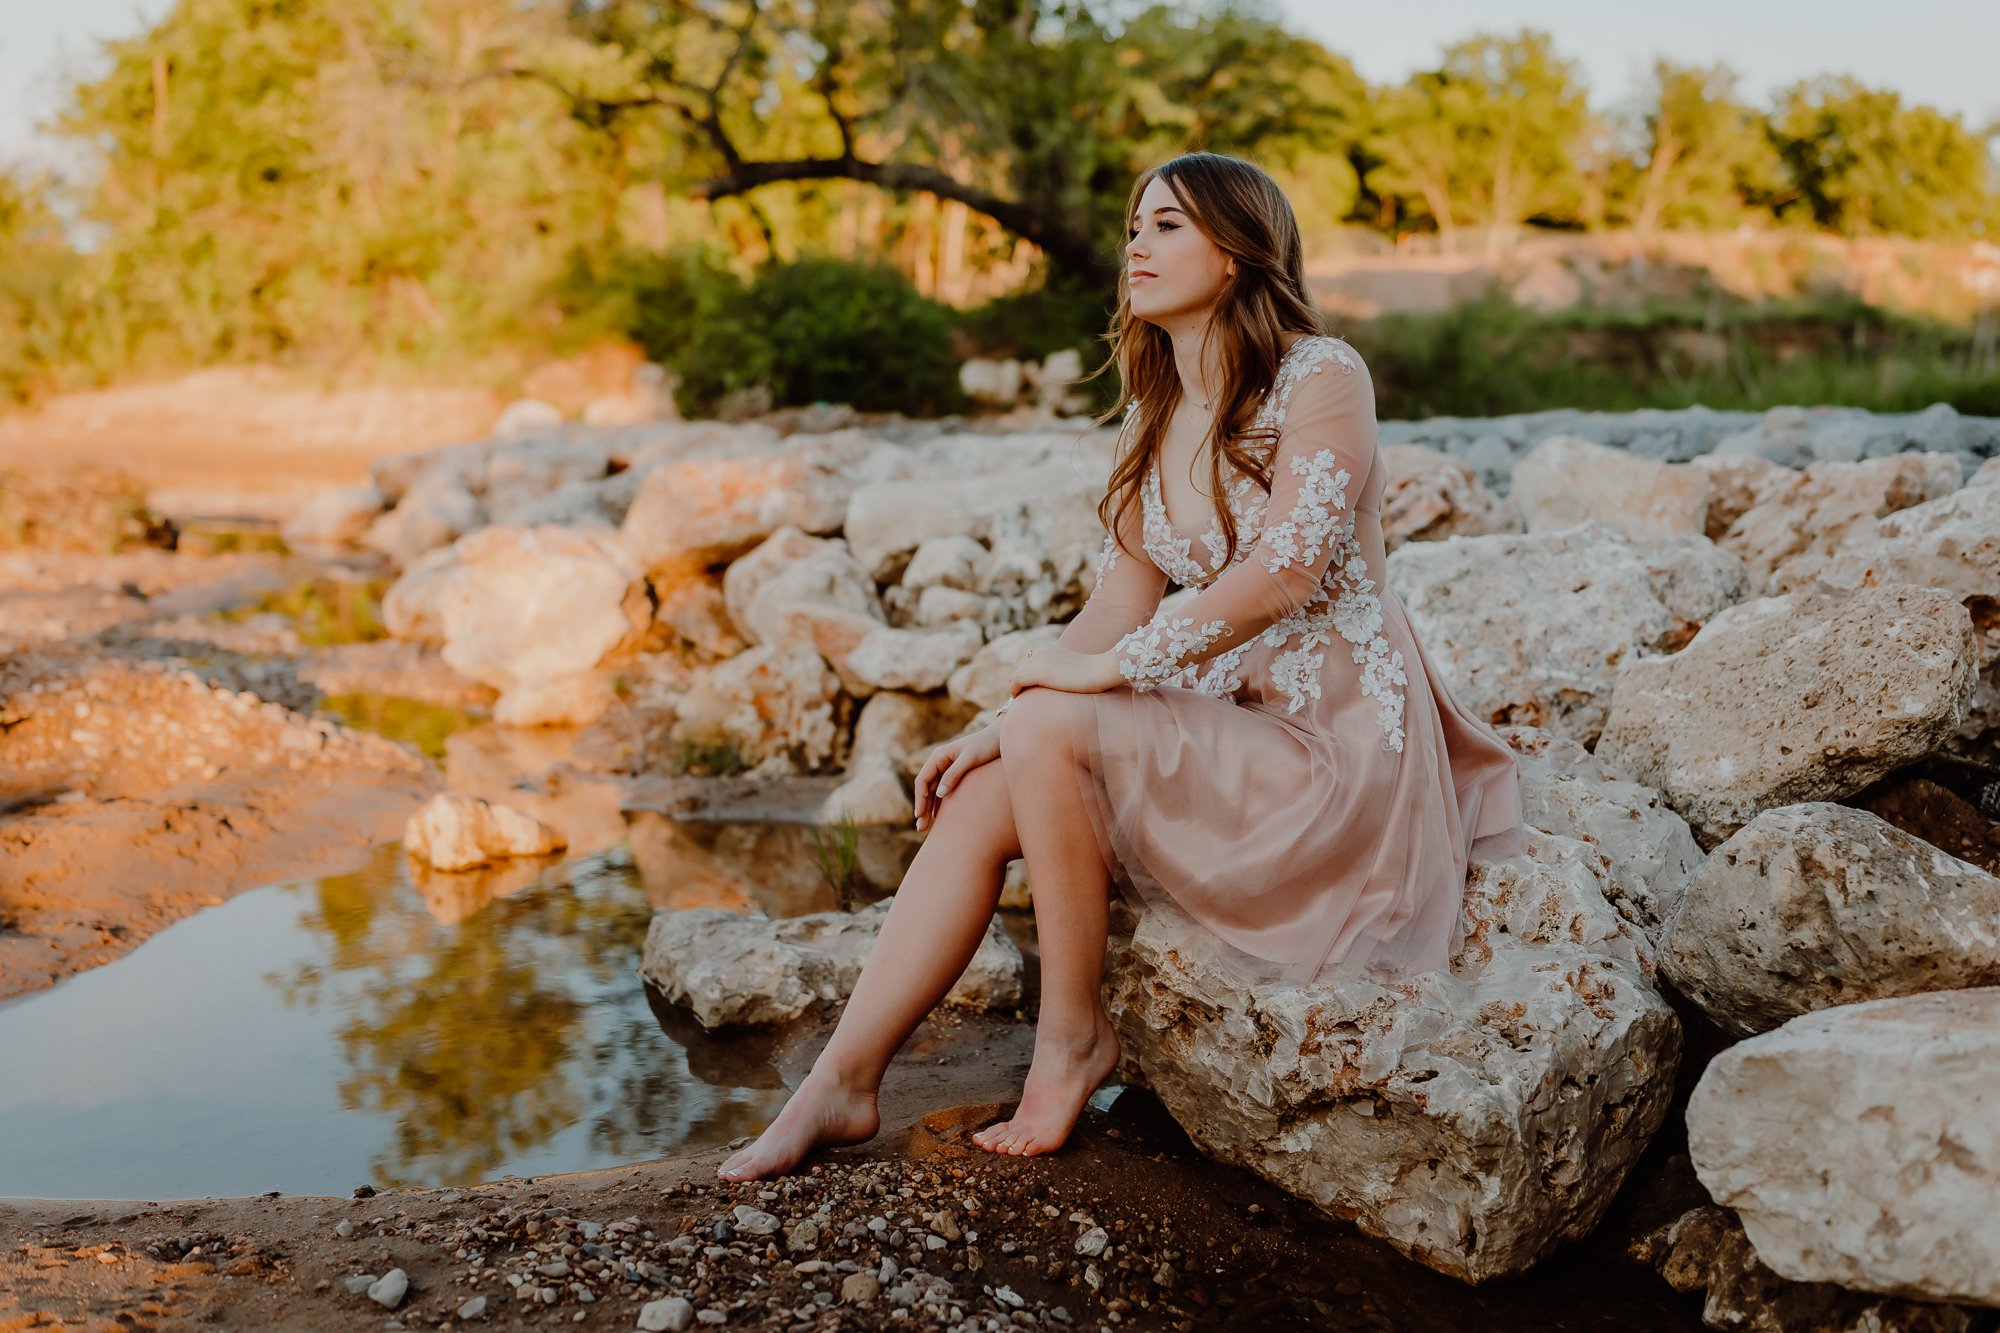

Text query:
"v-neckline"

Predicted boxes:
[[1149, 334, 1315, 537]]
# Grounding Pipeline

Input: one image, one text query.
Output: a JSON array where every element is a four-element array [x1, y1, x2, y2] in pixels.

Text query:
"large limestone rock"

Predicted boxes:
[[842, 622, 984, 694], [1104, 827, 1680, 1283], [1500, 725, 1703, 944], [430, 524, 653, 726], [736, 542, 885, 661], [364, 476, 481, 566], [1510, 435, 1709, 537], [843, 458, 1104, 581], [670, 638, 845, 771], [640, 898, 1023, 1028], [1596, 585, 1979, 848], [1628, 1184, 1988, 1333], [1687, 989, 2000, 1307], [282, 483, 386, 551], [1718, 452, 1962, 594], [1386, 523, 1749, 744], [621, 436, 872, 575], [1681, 453, 1796, 541], [1803, 479, 2000, 661], [1378, 444, 1520, 550], [1661, 803, 2000, 1036], [405, 792, 567, 872]]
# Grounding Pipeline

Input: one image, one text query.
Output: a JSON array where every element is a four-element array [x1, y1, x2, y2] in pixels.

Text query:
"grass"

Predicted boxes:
[[316, 693, 482, 759], [807, 812, 865, 912], [1357, 293, 2000, 418], [216, 576, 390, 645]]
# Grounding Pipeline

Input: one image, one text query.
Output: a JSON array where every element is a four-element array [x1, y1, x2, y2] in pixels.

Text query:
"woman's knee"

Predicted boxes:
[[997, 686, 1081, 759]]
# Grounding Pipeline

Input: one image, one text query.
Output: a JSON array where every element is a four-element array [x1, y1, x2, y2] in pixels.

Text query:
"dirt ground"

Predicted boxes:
[[0, 1001, 1707, 1333], [0, 368, 503, 519]]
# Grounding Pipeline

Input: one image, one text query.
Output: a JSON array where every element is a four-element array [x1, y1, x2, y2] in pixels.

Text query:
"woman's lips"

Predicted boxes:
[[1129, 272, 1157, 284]]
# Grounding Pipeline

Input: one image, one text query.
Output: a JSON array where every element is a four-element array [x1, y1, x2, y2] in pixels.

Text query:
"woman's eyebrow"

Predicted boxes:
[[1130, 206, 1187, 221]]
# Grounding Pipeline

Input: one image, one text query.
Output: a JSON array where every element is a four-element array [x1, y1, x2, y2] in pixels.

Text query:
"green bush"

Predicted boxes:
[[600, 249, 969, 416], [743, 257, 966, 415]]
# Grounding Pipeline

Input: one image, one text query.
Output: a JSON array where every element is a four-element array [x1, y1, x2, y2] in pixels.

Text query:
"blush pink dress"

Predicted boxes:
[[1042, 334, 1528, 988]]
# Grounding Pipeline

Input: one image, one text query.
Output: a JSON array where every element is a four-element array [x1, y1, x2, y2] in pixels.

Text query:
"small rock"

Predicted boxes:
[[1075, 1227, 1109, 1257], [456, 1296, 487, 1320], [994, 1285, 1025, 1309], [344, 1274, 376, 1295], [367, 1268, 409, 1309], [840, 1272, 882, 1303], [537, 1260, 571, 1278], [695, 1311, 727, 1327], [335, 1220, 355, 1239], [637, 1296, 693, 1332], [732, 1205, 780, 1236]]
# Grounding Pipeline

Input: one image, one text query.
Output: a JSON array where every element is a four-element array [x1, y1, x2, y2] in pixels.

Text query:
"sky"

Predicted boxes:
[[3, 0, 1997, 168]]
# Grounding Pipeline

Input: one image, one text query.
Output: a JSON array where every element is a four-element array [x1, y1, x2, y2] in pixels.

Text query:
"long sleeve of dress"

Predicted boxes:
[[1111, 359, 1377, 689]]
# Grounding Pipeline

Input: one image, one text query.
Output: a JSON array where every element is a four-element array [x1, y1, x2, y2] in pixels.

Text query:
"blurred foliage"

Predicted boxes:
[[1360, 293, 2000, 418], [0, 1, 1995, 406], [217, 576, 390, 644], [316, 692, 483, 759]]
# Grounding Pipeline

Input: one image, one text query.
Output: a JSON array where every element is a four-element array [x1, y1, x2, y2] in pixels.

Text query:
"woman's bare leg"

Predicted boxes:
[[716, 759, 1023, 1181], [972, 690, 1121, 1157]]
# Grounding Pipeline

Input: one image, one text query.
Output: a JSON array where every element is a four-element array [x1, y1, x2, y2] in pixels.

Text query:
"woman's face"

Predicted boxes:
[[1124, 175, 1236, 327]]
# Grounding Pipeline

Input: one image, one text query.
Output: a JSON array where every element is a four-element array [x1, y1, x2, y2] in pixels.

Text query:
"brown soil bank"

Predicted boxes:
[[0, 1007, 1702, 1332], [0, 646, 437, 1002]]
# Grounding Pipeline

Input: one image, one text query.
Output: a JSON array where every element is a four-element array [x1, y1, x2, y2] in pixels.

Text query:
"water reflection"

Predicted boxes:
[[0, 835, 794, 1199]]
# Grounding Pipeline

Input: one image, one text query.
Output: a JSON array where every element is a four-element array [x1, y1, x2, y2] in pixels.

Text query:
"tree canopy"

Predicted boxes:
[[3, 0, 1996, 399]]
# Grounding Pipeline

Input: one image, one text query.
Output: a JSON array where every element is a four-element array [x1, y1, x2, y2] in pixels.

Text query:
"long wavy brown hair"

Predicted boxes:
[[1081, 152, 1328, 572]]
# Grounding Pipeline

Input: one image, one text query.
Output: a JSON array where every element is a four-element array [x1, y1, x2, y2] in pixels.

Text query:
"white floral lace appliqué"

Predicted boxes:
[[1125, 336, 1406, 753], [1113, 615, 1235, 690]]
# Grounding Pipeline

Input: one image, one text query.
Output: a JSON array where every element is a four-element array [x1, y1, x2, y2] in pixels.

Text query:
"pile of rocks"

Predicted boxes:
[[290, 397, 2000, 1320]]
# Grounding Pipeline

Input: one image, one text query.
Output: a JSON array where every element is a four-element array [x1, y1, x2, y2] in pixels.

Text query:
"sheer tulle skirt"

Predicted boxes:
[[1056, 591, 1528, 989]]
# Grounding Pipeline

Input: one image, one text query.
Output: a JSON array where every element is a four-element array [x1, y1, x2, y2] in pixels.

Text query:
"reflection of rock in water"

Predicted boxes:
[[626, 809, 911, 918], [443, 721, 628, 856], [643, 982, 788, 1091], [405, 851, 555, 925]]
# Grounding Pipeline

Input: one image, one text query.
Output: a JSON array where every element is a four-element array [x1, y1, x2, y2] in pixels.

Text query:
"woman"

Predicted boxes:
[[716, 151, 1527, 1182]]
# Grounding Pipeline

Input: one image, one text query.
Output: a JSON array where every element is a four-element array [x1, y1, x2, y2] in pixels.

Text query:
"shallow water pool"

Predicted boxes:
[[0, 841, 807, 1200]]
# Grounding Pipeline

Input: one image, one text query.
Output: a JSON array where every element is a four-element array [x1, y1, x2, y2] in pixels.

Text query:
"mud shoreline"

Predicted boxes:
[[0, 1002, 1706, 1332]]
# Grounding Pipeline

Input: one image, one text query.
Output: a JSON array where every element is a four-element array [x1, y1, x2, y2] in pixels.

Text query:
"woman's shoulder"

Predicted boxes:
[[1287, 333, 1365, 378]]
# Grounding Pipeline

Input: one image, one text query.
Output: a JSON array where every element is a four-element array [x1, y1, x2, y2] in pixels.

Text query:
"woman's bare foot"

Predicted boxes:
[[971, 1009, 1120, 1157], [717, 1069, 881, 1182]]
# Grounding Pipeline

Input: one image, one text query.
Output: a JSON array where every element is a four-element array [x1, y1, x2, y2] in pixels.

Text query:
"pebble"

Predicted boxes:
[[344, 1274, 376, 1295], [731, 1205, 780, 1236], [636, 1296, 693, 1332], [840, 1272, 881, 1303], [1074, 1227, 1109, 1257], [335, 1220, 355, 1239], [456, 1296, 487, 1320], [694, 1311, 727, 1327], [367, 1268, 409, 1309]]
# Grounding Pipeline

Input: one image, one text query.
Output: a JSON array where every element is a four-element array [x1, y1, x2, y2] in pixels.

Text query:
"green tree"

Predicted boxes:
[[551, 0, 1371, 287], [1625, 60, 1782, 232], [1368, 28, 1590, 243], [1767, 76, 1996, 239], [56, 0, 629, 369]]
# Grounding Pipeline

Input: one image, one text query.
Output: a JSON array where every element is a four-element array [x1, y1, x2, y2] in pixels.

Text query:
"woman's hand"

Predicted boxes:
[[1006, 644, 1125, 698], [913, 726, 1001, 831]]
